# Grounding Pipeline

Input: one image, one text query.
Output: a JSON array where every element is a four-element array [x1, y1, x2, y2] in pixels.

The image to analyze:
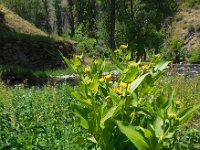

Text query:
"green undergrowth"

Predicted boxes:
[[0, 82, 88, 149], [0, 31, 53, 42], [0, 65, 48, 85]]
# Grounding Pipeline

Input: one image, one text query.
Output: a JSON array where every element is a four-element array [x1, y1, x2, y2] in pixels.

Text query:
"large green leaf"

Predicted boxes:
[[123, 67, 139, 83], [153, 116, 164, 138], [88, 75, 99, 94], [66, 84, 92, 107], [100, 101, 124, 129], [128, 73, 149, 94], [100, 106, 117, 129], [109, 91, 121, 105], [74, 105, 89, 129], [117, 121, 150, 150], [154, 61, 171, 71], [109, 48, 124, 70]]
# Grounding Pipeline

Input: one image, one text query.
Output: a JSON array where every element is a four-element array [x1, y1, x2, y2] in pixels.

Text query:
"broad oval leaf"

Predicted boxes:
[[117, 121, 150, 150]]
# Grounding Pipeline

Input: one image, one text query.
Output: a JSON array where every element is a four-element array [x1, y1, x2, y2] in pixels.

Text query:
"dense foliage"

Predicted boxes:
[[0, 83, 84, 149], [62, 47, 200, 149]]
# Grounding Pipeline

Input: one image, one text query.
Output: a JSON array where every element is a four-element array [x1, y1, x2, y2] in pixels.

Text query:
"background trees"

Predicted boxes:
[[0, 0, 179, 59]]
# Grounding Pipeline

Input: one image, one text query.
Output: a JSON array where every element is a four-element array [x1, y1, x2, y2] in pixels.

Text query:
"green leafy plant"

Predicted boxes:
[[61, 46, 200, 150], [162, 37, 186, 63], [0, 83, 83, 149], [188, 46, 200, 63], [74, 24, 97, 57]]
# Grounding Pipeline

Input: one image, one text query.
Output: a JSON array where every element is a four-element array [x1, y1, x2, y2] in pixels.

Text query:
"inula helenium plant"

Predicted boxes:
[[60, 46, 200, 150]]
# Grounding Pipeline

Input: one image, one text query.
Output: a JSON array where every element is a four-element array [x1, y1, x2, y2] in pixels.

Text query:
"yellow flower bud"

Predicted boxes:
[[114, 87, 123, 95], [84, 66, 91, 73], [119, 81, 127, 88], [142, 64, 149, 72], [99, 78, 104, 83], [104, 74, 112, 81]]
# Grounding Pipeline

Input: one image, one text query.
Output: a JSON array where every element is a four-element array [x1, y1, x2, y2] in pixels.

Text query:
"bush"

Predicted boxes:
[[188, 46, 200, 63], [183, 0, 200, 8], [175, 14, 183, 22], [162, 37, 186, 63], [74, 24, 97, 56], [195, 24, 200, 33], [188, 25, 195, 33]]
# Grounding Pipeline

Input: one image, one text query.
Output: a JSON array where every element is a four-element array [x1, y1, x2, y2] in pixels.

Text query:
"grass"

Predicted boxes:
[[169, 75, 200, 148], [165, 75, 200, 130], [0, 4, 47, 36]]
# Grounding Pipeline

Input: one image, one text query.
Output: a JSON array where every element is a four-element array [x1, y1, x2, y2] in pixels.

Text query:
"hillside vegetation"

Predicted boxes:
[[163, 2, 200, 63], [0, 4, 47, 36]]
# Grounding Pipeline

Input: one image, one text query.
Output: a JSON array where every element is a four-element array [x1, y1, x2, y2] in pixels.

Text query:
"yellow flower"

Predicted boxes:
[[114, 87, 123, 95], [99, 77, 104, 83], [104, 74, 112, 81], [142, 64, 149, 72], [84, 66, 91, 73], [119, 81, 127, 88]]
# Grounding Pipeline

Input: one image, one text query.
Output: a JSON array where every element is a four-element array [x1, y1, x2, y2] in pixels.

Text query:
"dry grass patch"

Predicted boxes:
[[0, 4, 47, 36]]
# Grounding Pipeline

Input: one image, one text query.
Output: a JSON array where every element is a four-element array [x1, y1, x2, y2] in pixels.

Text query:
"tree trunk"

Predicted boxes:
[[68, 0, 75, 37], [88, 0, 97, 37], [42, 0, 51, 33], [130, 0, 133, 21], [109, 0, 116, 51]]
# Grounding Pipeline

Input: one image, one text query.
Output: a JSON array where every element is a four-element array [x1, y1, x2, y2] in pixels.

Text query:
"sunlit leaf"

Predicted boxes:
[[128, 73, 149, 93]]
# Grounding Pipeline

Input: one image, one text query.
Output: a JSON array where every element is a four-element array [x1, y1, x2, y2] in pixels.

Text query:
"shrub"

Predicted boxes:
[[61, 47, 200, 149], [183, 0, 200, 8], [195, 24, 200, 33], [188, 25, 195, 33], [175, 14, 183, 22], [188, 46, 200, 63], [74, 24, 97, 56], [162, 37, 186, 63]]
